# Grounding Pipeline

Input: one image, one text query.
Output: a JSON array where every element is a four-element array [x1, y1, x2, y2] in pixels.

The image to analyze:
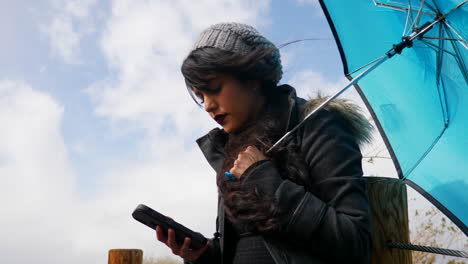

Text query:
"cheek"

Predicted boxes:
[[221, 83, 258, 118], [241, 92, 259, 113], [222, 89, 245, 111], [232, 95, 254, 116]]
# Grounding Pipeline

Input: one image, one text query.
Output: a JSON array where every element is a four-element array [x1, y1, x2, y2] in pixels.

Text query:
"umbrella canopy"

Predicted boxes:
[[318, 0, 468, 234]]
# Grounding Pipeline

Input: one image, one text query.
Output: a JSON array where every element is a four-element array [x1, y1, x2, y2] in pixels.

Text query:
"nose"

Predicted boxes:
[[203, 96, 217, 113]]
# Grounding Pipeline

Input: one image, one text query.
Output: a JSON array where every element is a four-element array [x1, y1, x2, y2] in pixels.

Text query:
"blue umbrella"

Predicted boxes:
[[313, 0, 468, 235], [272, 0, 468, 237]]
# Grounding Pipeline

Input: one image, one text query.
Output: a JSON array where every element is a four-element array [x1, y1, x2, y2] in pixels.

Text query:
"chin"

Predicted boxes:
[[223, 124, 236, 134], [225, 126, 243, 134]]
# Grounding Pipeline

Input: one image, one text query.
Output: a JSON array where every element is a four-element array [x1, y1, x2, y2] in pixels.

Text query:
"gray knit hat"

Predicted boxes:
[[191, 22, 283, 84]]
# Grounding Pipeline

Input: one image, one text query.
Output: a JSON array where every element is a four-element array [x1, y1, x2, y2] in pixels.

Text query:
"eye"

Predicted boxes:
[[194, 91, 205, 104], [210, 85, 222, 94], [205, 79, 222, 94]]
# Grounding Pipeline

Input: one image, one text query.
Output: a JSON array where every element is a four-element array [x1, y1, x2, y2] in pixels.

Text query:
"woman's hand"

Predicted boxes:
[[155, 219, 210, 261], [229, 146, 267, 180]]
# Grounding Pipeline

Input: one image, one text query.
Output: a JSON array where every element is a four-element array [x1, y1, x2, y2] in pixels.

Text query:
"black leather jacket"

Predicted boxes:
[[184, 85, 372, 264]]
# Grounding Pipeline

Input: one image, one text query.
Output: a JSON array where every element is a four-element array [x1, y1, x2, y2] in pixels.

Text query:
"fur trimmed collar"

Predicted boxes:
[[301, 95, 374, 147]]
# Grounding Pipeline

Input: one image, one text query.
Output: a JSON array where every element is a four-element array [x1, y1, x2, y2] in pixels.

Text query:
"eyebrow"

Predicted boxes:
[[203, 77, 217, 87], [195, 77, 220, 92]]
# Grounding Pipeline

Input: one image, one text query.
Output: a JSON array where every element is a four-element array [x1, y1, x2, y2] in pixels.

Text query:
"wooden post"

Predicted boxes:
[[367, 177, 412, 264], [108, 249, 143, 264]]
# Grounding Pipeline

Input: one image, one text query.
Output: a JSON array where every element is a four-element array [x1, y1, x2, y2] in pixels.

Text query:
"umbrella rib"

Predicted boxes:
[[418, 40, 456, 57], [407, 0, 415, 35], [423, 0, 438, 13], [404, 26, 449, 179], [422, 36, 466, 42], [373, 1, 436, 17], [440, 0, 468, 21], [443, 21, 468, 50], [443, 22, 468, 86], [403, 126, 448, 180], [403, 1, 411, 36], [414, 0, 426, 29], [347, 56, 387, 77], [435, 24, 449, 126]]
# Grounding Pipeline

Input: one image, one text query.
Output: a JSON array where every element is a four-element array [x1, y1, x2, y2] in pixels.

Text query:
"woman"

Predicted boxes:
[[156, 22, 374, 264]]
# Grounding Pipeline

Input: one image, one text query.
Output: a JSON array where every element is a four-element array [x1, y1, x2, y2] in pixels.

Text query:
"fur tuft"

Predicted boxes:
[[301, 94, 374, 148]]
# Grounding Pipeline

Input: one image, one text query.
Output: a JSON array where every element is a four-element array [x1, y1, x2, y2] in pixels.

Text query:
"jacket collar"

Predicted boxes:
[[195, 84, 305, 172]]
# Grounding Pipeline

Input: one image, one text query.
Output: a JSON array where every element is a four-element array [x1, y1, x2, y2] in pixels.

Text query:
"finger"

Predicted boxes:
[[243, 147, 266, 161], [232, 168, 244, 179], [234, 160, 249, 170], [179, 237, 192, 256], [245, 146, 258, 154], [184, 240, 210, 261], [239, 151, 254, 161], [156, 226, 168, 243], [194, 241, 211, 255], [229, 166, 242, 179], [167, 229, 179, 252], [237, 154, 251, 165]]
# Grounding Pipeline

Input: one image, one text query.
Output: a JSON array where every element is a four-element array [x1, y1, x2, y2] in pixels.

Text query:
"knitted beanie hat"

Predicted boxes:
[[191, 22, 283, 84]]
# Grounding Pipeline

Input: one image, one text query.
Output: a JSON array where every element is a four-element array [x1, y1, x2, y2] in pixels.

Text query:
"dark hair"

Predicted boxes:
[[219, 114, 308, 234], [181, 47, 306, 234], [181, 47, 279, 105]]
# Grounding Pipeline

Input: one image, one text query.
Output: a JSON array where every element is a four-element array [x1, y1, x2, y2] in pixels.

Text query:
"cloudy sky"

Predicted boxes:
[[2, 0, 442, 263]]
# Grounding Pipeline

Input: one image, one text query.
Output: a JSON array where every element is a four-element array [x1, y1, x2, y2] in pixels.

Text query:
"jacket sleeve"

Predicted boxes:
[[240, 108, 372, 263]]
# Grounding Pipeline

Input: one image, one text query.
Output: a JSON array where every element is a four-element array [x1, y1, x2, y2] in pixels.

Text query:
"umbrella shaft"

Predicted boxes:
[[387, 21, 434, 57], [267, 55, 389, 153]]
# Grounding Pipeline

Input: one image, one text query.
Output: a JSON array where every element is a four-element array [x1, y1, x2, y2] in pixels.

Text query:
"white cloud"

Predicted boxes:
[[0, 80, 178, 263], [46, 15, 81, 63], [43, 0, 98, 64], [71, 142, 86, 154], [0, 80, 80, 263], [61, 0, 96, 18], [0, 80, 74, 201], [70, 144, 218, 261]]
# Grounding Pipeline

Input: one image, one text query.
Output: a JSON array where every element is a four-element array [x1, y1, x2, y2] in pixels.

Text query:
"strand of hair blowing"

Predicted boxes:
[[217, 98, 308, 234]]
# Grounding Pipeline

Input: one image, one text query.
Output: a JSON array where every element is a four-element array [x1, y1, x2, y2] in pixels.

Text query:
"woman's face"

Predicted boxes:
[[192, 73, 264, 134]]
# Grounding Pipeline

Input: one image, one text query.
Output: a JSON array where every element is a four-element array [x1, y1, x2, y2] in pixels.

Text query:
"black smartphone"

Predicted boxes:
[[132, 204, 208, 250]]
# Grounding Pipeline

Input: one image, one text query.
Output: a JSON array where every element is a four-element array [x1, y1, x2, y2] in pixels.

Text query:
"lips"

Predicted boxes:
[[214, 114, 227, 125]]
